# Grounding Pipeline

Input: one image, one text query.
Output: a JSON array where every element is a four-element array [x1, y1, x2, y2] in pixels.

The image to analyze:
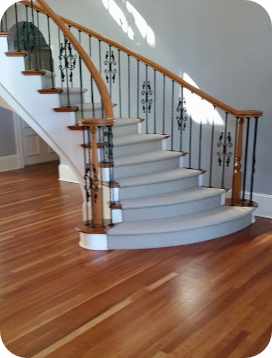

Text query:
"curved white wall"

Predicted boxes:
[[45, 0, 272, 195]]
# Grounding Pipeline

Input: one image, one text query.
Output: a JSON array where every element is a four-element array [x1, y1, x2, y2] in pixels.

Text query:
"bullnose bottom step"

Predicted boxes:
[[106, 207, 255, 250]]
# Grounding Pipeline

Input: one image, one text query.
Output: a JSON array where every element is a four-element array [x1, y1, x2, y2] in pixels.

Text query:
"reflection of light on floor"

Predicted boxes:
[[126, 1, 155, 47], [102, 0, 134, 40], [101, 0, 156, 47], [247, 0, 272, 23], [183, 73, 224, 126]]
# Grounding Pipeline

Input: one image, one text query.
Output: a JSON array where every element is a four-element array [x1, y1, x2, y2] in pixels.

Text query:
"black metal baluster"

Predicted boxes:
[[78, 30, 84, 120], [98, 40, 102, 73], [5, 11, 8, 32], [209, 117, 215, 187], [30, 0, 38, 69], [128, 55, 131, 117], [153, 70, 157, 134], [171, 80, 175, 150], [0, 12, 4, 32], [250, 117, 259, 203], [118, 49, 122, 118], [198, 120, 203, 171], [145, 64, 149, 133], [188, 115, 193, 169], [179, 86, 184, 152], [162, 74, 166, 134], [58, 28, 63, 88], [83, 127, 91, 225], [242, 117, 251, 201], [36, 10, 42, 70], [137, 60, 140, 118], [14, 3, 21, 52], [108, 45, 113, 98], [47, 15, 55, 88], [24, 5, 32, 69], [221, 112, 229, 188], [98, 40, 103, 117], [88, 36, 95, 117]]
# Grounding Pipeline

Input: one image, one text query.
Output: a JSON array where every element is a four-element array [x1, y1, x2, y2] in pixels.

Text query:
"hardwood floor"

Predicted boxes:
[[0, 162, 271, 358]]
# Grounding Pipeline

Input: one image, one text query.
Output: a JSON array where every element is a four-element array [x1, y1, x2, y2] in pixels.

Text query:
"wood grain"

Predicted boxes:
[[0, 163, 271, 358]]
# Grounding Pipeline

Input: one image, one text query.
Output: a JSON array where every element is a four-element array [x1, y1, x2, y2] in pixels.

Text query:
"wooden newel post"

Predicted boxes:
[[90, 125, 104, 228], [232, 117, 244, 205]]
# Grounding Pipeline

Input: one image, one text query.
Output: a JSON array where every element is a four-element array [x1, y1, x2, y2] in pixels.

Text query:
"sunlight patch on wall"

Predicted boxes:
[[183, 73, 224, 126], [126, 1, 155, 47], [247, 0, 272, 23], [102, 0, 134, 40], [102, 0, 155, 47]]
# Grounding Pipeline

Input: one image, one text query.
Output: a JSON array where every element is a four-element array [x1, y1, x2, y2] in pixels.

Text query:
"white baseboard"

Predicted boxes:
[[0, 154, 22, 172], [251, 192, 272, 219], [58, 163, 80, 184]]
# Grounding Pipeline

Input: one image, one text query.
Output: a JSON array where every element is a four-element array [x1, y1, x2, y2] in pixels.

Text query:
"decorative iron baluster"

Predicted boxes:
[[141, 80, 153, 115], [83, 128, 91, 225], [141, 78, 153, 134], [128, 55, 131, 118], [104, 46, 117, 96], [217, 130, 233, 168], [176, 96, 189, 132], [59, 38, 77, 107]]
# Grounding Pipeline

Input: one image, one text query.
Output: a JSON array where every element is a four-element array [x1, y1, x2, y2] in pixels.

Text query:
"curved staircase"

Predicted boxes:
[[0, 0, 261, 250]]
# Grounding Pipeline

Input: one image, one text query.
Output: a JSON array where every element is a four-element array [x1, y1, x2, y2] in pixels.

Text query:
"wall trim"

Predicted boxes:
[[250, 192, 272, 219], [0, 154, 21, 172], [58, 163, 80, 184]]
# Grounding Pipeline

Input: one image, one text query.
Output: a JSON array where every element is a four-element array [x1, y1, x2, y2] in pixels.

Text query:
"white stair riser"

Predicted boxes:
[[114, 139, 163, 158], [115, 157, 181, 179], [122, 194, 223, 221], [113, 124, 139, 137], [108, 214, 253, 249], [59, 92, 86, 107], [120, 176, 199, 200]]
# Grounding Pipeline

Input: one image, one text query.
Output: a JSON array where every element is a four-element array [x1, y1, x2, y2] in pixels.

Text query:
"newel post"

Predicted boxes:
[[232, 116, 244, 205]]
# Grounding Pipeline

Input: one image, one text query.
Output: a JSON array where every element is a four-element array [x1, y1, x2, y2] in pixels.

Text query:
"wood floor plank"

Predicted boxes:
[[0, 163, 271, 358]]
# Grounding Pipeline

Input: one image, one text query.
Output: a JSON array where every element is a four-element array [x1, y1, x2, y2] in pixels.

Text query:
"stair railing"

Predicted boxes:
[[1, 0, 115, 232], [1, 1, 263, 225], [43, 9, 263, 207]]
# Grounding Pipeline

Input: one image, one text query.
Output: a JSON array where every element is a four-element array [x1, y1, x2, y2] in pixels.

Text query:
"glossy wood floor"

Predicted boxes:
[[0, 163, 271, 358]]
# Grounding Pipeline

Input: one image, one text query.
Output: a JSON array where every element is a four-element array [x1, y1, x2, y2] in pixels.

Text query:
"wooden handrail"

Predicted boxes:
[[21, 1, 262, 118], [34, 0, 113, 120]]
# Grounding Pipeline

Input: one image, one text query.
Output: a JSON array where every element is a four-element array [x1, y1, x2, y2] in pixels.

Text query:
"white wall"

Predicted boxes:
[[43, 0, 272, 195]]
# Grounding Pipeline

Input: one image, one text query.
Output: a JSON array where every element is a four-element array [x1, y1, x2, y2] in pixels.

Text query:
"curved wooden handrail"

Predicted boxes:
[[21, 1, 262, 118], [34, 0, 113, 120], [20, 1, 262, 118], [59, 20, 262, 118]]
